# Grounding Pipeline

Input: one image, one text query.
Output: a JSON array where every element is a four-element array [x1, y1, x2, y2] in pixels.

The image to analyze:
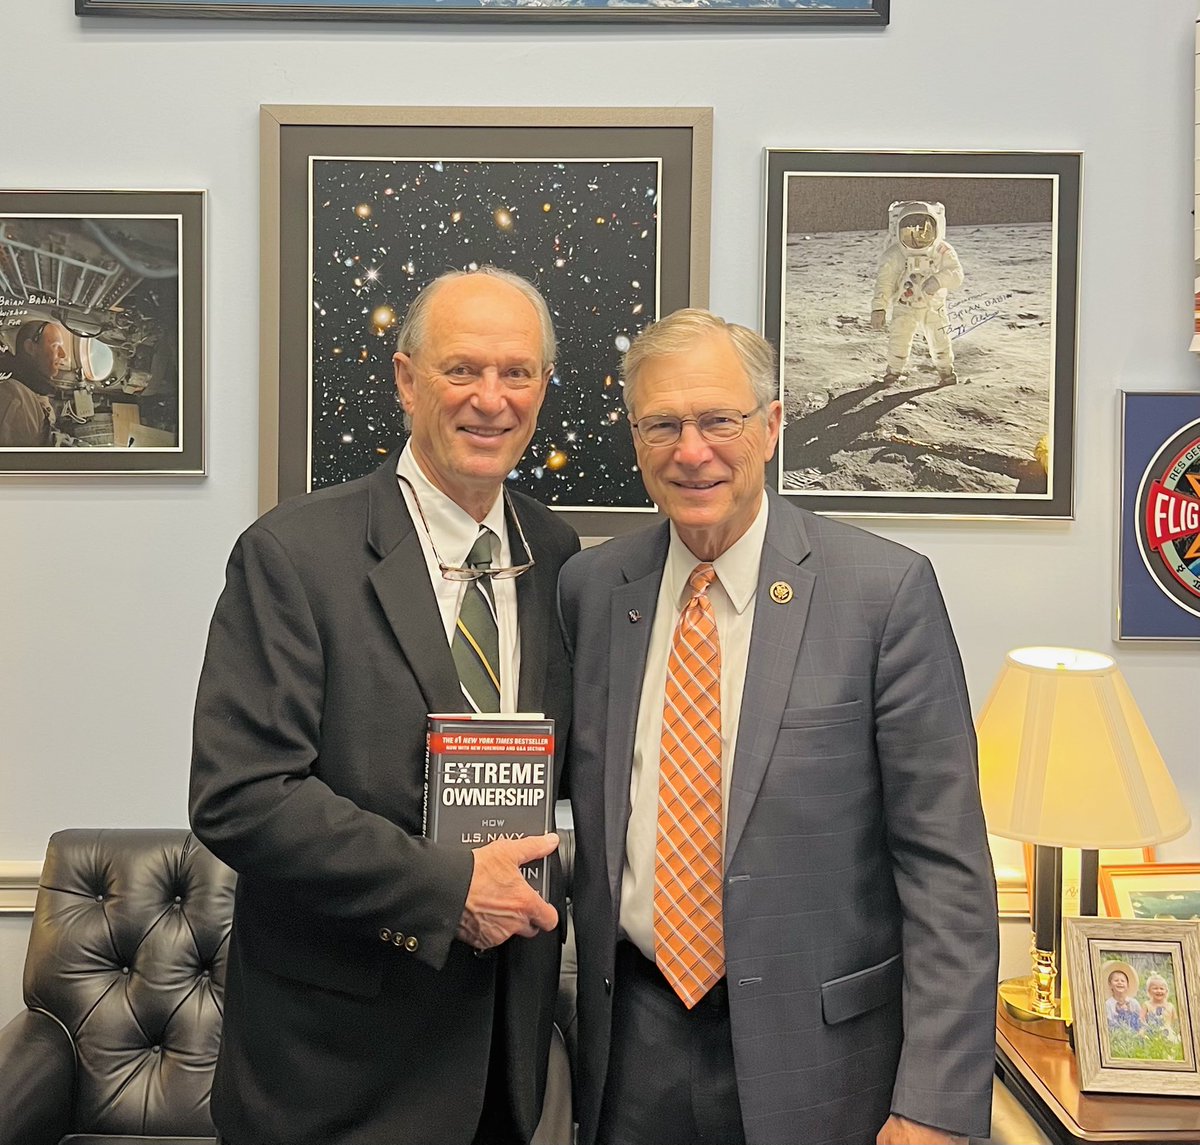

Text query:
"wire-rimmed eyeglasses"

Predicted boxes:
[[399, 475, 536, 582], [629, 406, 763, 448]]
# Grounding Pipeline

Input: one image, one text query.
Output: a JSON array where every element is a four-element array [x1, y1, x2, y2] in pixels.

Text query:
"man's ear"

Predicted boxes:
[[393, 351, 415, 413], [762, 399, 783, 462]]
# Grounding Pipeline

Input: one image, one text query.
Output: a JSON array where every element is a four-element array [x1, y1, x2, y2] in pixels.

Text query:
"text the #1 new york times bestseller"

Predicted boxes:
[[423, 713, 554, 898]]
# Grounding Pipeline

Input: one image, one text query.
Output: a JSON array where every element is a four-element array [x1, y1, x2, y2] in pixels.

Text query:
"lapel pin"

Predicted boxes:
[[628, 609, 642, 623], [769, 581, 793, 605]]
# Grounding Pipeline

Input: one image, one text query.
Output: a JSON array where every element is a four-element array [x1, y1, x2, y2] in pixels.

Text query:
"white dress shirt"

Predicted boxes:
[[619, 494, 769, 961], [396, 446, 521, 712]]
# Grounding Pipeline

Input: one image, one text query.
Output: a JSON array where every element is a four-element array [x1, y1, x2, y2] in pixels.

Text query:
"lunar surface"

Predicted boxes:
[[779, 222, 1059, 501]]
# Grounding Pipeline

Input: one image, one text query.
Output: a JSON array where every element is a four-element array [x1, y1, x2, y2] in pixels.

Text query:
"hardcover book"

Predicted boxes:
[[423, 713, 555, 898]]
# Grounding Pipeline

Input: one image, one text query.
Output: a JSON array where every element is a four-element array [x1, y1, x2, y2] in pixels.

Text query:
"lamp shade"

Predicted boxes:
[[977, 647, 1191, 849]]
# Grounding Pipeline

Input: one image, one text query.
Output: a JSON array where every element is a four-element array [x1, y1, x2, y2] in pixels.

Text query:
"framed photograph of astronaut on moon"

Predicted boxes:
[[78, 0, 888, 26], [260, 104, 712, 536], [0, 189, 205, 476], [1064, 917, 1200, 1097], [762, 149, 1081, 519]]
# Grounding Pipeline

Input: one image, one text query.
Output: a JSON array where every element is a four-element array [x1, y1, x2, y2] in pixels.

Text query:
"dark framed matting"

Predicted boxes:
[[763, 149, 1081, 519], [260, 105, 712, 536], [0, 188, 204, 476]]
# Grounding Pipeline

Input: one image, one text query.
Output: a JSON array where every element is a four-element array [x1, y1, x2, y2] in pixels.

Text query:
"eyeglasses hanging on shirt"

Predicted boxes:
[[398, 475, 536, 581]]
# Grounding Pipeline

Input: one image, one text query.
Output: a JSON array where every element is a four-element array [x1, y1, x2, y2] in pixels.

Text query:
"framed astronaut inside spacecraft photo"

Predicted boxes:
[[762, 149, 1081, 519], [259, 104, 712, 537], [0, 189, 205, 475]]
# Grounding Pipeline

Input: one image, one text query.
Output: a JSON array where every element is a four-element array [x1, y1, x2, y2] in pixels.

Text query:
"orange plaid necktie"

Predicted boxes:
[[653, 562, 724, 1008]]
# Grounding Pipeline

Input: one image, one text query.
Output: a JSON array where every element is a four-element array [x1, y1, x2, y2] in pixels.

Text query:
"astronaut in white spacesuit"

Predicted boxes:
[[871, 200, 964, 385]]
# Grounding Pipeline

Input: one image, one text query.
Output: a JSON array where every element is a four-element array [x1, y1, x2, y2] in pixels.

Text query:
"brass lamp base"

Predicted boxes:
[[999, 976, 1070, 1041]]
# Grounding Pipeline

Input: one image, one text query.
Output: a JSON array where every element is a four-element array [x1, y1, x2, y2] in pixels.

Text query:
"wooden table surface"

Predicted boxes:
[[996, 1006, 1200, 1144]]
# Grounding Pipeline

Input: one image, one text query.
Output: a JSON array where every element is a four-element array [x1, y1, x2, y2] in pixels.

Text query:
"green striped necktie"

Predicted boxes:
[[452, 528, 501, 712]]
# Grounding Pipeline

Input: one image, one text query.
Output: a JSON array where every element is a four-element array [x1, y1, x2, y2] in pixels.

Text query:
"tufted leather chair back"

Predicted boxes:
[[23, 828, 234, 1138]]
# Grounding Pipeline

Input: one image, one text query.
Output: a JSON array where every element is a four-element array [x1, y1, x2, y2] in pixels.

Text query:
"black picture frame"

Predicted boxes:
[[763, 149, 1081, 519], [79, 0, 888, 26], [260, 104, 712, 537], [0, 189, 205, 476]]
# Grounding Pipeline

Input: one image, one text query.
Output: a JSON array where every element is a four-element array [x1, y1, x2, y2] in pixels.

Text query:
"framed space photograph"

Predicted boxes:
[[1117, 391, 1200, 640], [1101, 865, 1200, 922], [762, 149, 1081, 518], [78, 0, 888, 25], [0, 189, 204, 476], [1064, 916, 1200, 1097], [260, 104, 711, 535]]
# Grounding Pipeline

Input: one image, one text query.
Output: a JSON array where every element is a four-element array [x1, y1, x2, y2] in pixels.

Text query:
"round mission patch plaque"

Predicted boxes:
[[1135, 417, 1200, 620]]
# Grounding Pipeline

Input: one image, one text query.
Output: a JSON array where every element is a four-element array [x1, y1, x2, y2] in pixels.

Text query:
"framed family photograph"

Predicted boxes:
[[0, 189, 205, 476], [78, 0, 888, 25], [1117, 391, 1200, 640], [1064, 917, 1200, 1096], [1101, 864, 1200, 922], [762, 149, 1081, 518], [259, 104, 711, 535]]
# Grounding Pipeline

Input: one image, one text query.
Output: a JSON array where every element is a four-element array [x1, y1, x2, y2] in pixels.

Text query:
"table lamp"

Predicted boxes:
[[976, 647, 1191, 1038]]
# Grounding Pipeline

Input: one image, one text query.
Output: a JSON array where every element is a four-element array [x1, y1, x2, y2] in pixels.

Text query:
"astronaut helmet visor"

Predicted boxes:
[[898, 213, 937, 250]]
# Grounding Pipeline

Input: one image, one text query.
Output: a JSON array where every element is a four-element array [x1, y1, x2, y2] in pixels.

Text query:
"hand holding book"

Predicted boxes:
[[456, 832, 560, 952]]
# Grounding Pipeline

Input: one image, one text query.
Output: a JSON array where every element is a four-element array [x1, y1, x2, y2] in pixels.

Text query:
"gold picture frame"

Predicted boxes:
[[1100, 864, 1200, 921]]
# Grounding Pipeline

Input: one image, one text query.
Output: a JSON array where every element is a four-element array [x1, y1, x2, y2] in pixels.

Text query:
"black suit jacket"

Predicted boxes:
[[190, 454, 579, 1145]]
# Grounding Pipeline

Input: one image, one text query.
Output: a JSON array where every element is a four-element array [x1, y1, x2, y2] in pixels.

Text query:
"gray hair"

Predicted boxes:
[[395, 266, 557, 368], [621, 308, 778, 412]]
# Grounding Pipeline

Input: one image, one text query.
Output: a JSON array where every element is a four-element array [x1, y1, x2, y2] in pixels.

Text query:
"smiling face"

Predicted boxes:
[[394, 275, 551, 520], [1148, 980, 1169, 1004], [1109, 971, 1130, 999], [19, 321, 69, 382], [629, 330, 781, 560]]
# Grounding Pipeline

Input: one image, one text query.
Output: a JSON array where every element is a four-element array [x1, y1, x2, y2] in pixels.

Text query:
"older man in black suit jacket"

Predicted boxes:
[[191, 268, 578, 1145]]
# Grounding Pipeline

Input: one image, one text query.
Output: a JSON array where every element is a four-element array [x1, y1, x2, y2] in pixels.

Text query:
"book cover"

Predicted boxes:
[[423, 713, 555, 898]]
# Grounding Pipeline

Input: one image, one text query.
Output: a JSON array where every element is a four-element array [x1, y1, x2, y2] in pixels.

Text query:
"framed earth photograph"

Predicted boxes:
[[1100, 864, 1200, 922]]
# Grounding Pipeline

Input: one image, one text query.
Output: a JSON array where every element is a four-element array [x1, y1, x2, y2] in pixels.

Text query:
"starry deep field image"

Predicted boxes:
[[309, 156, 662, 510]]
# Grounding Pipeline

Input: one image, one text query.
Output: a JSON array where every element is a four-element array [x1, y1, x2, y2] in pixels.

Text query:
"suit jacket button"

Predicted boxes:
[[392, 932, 406, 946], [405, 936, 419, 952], [379, 929, 392, 943], [604, 977, 612, 995]]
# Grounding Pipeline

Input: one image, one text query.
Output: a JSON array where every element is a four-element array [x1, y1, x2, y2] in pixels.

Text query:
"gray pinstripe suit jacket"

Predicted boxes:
[[560, 488, 999, 1145]]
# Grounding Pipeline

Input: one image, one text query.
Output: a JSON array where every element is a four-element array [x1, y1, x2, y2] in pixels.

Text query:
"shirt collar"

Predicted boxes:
[[396, 444, 507, 566], [664, 493, 769, 615]]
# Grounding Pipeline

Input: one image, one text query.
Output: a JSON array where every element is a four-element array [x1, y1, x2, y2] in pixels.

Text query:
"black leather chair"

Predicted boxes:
[[0, 828, 577, 1145], [0, 829, 233, 1144]]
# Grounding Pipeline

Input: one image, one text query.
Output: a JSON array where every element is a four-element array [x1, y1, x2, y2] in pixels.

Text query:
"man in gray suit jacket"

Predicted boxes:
[[559, 309, 998, 1145]]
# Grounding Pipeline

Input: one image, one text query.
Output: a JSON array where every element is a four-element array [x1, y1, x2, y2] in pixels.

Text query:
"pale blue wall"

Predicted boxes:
[[2, 0, 1197, 1022]]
